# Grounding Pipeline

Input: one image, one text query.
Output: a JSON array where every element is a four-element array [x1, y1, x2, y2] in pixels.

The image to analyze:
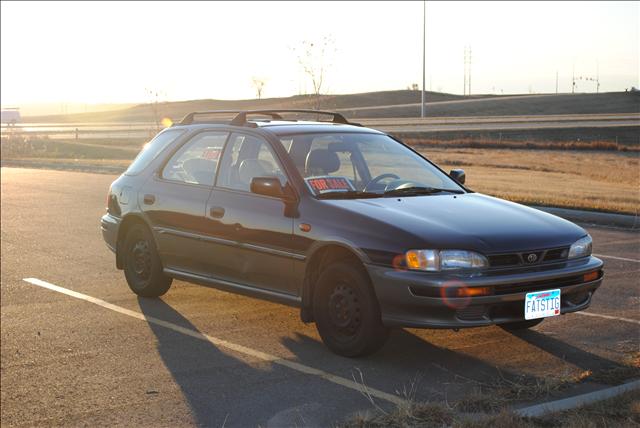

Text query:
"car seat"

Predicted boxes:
[[182, 158, 217, 186], [305, 149, 340, 177]]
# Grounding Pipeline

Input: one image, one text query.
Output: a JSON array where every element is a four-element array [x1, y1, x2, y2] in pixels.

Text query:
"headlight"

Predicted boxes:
[[405, 249, 488, 271], [568, 235, 592, 259]]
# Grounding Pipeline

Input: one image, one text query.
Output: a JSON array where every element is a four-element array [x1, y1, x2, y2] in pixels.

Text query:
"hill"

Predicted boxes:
[[21, 90, 640, 123]]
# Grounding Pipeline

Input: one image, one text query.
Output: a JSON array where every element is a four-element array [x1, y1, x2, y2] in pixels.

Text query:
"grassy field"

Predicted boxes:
[[1, 136, 638, 215], [424, 147, 639, 214]]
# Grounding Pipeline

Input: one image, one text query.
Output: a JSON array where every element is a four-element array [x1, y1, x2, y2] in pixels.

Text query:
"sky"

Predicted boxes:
[[1, 1, 638, 111]]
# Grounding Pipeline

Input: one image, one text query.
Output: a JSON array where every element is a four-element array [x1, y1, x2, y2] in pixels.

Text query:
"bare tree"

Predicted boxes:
[[251, 77, 266, 100], [293, 36, 336, 110]]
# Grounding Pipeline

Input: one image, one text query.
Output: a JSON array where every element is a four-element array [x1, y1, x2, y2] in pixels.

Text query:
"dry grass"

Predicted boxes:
[[345, 385, 640, 428], [423, 147, 640, 215], [345, 353, 640, 427], [2, 136, 639, 214], [406, 138, 640, 152], [345, 389, 640, 428]]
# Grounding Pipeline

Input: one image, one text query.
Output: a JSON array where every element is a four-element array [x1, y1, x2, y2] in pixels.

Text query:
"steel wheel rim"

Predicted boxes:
[[327, 282, 361, 339], [131, 239, 152, 280]]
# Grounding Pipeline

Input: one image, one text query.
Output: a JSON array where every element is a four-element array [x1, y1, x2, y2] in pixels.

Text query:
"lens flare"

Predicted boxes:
[[440, 280, 472, 309], [392, 254, 406, 271], [161, 117, 173, 128]]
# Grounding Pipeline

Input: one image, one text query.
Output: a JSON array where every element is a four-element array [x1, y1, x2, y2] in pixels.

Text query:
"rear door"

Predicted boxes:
[[202, 132, 298, 295], [141, 130, 228, 275]]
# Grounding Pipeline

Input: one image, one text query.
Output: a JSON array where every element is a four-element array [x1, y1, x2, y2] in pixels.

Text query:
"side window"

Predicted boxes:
[[125, 129, 184, 176], [217, 133, 287, 192], [161, 131, 228, 186]]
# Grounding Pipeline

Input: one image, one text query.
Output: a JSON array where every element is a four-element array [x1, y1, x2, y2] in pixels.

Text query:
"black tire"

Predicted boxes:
[[123, 223, 172, 297], [313, 262, 389, 357], [500, 318, 544, 331]]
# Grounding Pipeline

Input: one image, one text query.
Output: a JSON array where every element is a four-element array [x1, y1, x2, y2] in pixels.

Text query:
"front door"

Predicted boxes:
[[202, 132, 297, 295]]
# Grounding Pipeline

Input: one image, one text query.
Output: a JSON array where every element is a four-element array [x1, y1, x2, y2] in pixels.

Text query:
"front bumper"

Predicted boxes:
[[100, 213, 120, 253], [366, 256, 604, 328]]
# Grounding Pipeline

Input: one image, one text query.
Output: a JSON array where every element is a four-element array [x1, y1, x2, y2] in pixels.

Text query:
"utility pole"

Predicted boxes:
[[421, 0, 426, 118], [463, 46, 472, 96], [468, 47, 472, 95], [596, 61, 600, 93], [463, 48, 467, 95], [572, 64, 575, 94]]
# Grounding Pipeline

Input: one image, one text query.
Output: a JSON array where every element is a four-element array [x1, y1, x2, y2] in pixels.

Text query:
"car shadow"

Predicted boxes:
[[138, 296, 261, 427], [137, 297, 379, 427], [280, 325, 631, 404], [137, 297, 630, 425], [280, 328, 521, 402], [506, 328, 631, 375]]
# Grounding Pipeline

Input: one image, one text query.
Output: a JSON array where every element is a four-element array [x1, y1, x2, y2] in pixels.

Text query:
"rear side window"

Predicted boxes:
[[162, 131, 228, 186], [125, 129, 185, 176]]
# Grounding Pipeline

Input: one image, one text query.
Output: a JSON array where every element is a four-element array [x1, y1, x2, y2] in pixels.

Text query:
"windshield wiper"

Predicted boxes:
[[316, 190, 382, 200], [383, 186, 464, 197]]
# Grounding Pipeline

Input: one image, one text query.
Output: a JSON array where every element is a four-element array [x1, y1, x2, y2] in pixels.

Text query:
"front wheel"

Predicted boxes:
[[123, 224, 172, 297], [313, 262, 389, 357], [500, 318, 544, 331]]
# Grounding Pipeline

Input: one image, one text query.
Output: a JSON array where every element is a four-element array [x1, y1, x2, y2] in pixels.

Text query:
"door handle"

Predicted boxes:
[[209, 206, 225, 218], [143, 194, 155, 205]]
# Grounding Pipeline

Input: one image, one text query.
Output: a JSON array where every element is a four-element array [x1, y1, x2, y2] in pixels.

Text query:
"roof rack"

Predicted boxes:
[[178, 109, 352, 126]]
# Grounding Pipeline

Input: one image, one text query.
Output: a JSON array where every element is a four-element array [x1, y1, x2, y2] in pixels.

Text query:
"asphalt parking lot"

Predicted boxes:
[[1, 167, 639, 427]]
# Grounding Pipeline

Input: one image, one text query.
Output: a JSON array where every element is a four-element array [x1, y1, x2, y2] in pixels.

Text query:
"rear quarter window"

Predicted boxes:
[[125, 129, 185, 176]]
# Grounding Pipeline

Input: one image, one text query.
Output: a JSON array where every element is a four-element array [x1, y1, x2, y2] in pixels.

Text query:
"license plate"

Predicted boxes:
[[524, 289, 561, 320]]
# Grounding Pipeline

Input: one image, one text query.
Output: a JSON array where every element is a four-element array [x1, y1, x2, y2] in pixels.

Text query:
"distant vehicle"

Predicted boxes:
[[101, 109, 604, 357], [1, 108, 21, 125]]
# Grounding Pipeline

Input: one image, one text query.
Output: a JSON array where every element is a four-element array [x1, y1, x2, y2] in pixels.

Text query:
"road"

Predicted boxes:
[[357, 113, 640, 133], [2, 113, 639, 140], [1, 168, 639, 427]]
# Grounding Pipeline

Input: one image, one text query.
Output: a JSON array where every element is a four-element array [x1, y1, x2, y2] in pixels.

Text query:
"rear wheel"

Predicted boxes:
[[500, 318, 544, 331], [313, 262, 389, 357], [123, 224, 172, 297]]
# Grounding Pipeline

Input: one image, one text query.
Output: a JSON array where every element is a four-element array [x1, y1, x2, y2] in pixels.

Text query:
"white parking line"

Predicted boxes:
[[22, 278, 404, 406], [575, 311, 640, 325], [594, 253, 640, 263]]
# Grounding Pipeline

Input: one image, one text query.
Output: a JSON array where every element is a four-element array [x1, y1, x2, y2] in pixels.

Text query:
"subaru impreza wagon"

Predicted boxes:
[[101, 110, 603, 357]]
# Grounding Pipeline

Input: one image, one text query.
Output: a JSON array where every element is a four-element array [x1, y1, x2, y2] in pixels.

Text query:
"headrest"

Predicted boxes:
[[305, 149, 340, 175], [238, 159, 274, 186]]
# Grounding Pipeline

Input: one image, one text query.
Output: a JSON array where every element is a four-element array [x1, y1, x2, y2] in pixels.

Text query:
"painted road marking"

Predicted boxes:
[[575, 311, 640, 325], [23, 278, 404, 406], [594, 253, 640, 263]]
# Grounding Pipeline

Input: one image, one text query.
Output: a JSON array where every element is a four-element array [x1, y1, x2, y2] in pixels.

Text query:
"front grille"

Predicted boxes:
[[488, 247, 570, 269], [494, 274, 584, 295], [488, 254, 521, 267], [544, 248, 570, 262]]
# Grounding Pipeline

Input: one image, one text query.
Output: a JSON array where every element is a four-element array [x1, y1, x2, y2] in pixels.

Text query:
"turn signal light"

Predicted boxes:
[[455, 287, 491, 297], [583, 271, 600, 282]]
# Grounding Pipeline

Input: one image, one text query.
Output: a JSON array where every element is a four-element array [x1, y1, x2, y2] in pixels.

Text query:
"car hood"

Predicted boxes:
[[324, 193, 587, 253]]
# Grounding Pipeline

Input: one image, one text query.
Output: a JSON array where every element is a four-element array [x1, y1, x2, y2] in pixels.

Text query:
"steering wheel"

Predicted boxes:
[[363, 173, 401, 192]]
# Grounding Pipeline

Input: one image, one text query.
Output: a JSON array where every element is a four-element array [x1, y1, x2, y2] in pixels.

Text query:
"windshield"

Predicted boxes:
[[279, 133, 464, 197]]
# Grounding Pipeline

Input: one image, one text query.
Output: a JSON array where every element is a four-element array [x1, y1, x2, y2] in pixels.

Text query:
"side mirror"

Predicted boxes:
[[251, 176, 286, 198], [449, 169, 466, 185]]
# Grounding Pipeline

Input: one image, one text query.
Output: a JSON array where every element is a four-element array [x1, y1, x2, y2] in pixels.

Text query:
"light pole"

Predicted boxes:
[[421, 0, 426, 118]]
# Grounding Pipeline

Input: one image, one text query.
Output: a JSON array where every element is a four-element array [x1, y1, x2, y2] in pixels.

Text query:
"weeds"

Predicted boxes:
[[345, 356, 640, 427], [404, 138, 640, 152]]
